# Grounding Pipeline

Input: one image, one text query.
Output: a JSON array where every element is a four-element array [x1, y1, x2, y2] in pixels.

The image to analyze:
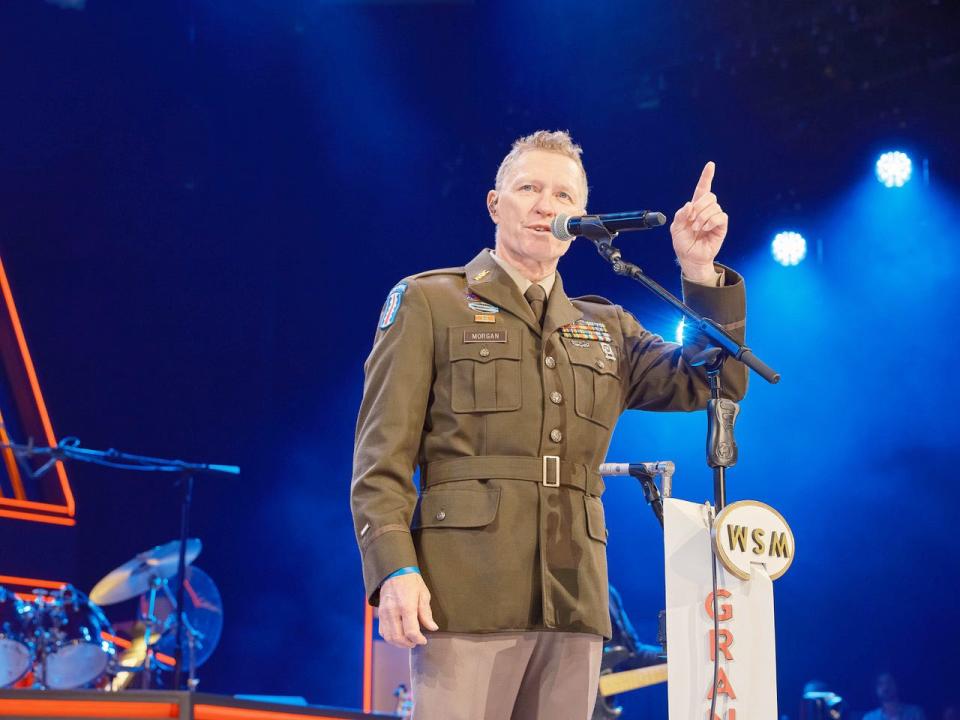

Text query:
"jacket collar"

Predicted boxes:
[[465, 249, 581, 337]]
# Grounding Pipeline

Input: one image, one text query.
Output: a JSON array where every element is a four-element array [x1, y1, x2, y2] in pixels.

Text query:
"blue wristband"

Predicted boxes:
[[382, 566, 420, 584]]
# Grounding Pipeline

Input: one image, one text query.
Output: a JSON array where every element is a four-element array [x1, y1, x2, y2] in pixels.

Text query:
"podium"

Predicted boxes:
[[663, 498, 794, 720]]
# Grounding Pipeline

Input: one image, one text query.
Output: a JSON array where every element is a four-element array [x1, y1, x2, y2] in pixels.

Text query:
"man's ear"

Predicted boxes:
[[486, 189, 499, 222]]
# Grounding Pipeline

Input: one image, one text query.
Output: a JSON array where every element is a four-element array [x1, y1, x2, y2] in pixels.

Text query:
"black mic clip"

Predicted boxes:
[[574, 216, 618, 243]]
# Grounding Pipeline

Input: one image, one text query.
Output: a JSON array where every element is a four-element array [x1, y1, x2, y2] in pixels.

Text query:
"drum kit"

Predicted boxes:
[[0, 538, 222, 691]]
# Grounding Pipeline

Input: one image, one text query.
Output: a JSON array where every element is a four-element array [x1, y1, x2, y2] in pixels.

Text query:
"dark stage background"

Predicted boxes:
[[2, 0, 959, 717]]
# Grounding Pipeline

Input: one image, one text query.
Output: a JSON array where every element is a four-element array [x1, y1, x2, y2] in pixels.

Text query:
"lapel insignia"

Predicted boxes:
[[474, 314, 497, 323], [378, 282, 408, 330], [600, 342, 616, 361], [473, 269, 491, 281], [559, 319, 612, 343]]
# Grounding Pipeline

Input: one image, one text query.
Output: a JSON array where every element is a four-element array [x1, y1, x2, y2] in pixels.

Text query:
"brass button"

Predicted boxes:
[[544, 356, 556, 369], [550, 391, 562, 404], [435, 510, 446, 521], [550, 429, 563, 443], [479, 347, 490, 358], [595, 360, 605, 369]]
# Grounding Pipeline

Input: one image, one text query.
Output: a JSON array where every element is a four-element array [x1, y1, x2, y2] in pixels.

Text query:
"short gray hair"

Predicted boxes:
[[494, 129, 589, 206]]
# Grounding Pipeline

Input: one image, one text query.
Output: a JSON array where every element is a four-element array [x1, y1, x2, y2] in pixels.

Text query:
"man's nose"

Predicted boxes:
[[533, 192, 556, 216]]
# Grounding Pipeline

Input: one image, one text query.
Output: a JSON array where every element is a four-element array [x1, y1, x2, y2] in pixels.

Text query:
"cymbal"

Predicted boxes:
[[90, 539, 202, 606], [152, 565, 224, 670]]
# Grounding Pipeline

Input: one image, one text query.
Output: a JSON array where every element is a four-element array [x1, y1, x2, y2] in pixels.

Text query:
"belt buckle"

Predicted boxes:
[[542, 455, 560, 487]]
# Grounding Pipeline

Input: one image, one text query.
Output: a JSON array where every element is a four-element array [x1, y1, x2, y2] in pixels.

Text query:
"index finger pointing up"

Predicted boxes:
[[692, 161, 716, 201]]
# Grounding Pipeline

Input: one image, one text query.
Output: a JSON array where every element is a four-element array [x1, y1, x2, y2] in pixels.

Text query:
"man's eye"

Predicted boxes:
[[557, 191, 572, 200], [519, 184, 534, 191]]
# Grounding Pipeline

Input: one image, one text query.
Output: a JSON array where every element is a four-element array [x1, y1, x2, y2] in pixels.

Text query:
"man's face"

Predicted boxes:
[[488, 150, 586, 266]]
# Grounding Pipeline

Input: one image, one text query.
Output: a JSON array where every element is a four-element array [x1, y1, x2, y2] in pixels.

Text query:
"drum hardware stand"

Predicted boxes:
[[0, 438, 239, 690], [29, 589, 64, 690], [172, 470, 193, 692], [134, 573, 205, 689], [30, 592, 53, 690], [139, 575, 164, 689]]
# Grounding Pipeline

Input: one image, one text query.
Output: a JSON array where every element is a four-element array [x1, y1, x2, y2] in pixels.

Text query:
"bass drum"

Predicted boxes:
[[0, 586, 33, 688], [36, 585, 115, 689]]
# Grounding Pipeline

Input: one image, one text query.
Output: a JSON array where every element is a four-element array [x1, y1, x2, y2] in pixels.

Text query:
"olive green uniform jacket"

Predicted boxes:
[[351, 249, 747, 638]]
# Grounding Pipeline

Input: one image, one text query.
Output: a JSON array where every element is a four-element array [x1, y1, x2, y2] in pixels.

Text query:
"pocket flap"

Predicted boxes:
[[450, 327, 521, 363], [415, 487, 501, 529], [562, 337, 621, 378], [584, 495, 608, 544]]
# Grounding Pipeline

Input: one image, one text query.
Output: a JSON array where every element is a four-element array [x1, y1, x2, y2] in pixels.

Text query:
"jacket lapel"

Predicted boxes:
[[543, 272, 583, 338], [465, 250, 542, 335]]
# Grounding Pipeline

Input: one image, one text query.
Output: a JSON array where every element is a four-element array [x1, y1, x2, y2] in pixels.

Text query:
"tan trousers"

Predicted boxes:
[[410, 631, 603, 720]]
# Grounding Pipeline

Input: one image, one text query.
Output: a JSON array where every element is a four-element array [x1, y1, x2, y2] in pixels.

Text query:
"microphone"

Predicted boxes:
[[600, 460, 675, 528], [552, 210, 667, 241], [599, 461, 675, 479], [599, 461, 674, 499]]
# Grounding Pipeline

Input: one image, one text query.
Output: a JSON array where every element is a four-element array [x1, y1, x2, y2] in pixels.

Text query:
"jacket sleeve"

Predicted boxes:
[[351, 277, 434, 604], [620, 264, 748, 411]]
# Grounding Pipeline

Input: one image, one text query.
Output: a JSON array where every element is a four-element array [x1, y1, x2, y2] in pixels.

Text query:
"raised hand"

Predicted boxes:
[[670, 161, 728, 284]]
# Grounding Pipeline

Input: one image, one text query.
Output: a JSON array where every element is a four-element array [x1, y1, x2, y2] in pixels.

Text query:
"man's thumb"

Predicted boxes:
[[419, 593, 439, 631]]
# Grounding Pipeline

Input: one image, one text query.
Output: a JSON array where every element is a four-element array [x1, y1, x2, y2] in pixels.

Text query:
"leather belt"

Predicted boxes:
[[422, 455, 604, 496]]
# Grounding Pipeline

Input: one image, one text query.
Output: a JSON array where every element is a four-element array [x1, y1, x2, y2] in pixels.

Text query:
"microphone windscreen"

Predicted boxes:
[[551, 214, 575, 241]]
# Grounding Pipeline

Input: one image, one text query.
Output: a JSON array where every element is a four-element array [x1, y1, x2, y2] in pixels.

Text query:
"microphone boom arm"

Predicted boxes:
[[591, 232, 780, 385]]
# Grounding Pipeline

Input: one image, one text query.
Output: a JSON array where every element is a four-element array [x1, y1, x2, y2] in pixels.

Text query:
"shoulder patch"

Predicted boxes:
[[378, 281, 408, 330]]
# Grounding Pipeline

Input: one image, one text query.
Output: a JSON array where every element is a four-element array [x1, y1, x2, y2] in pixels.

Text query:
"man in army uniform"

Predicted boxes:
[[351, 130, 747, 719]]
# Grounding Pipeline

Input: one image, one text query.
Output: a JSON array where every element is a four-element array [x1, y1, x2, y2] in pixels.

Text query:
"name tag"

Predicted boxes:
[[463, 329, 507, 343]]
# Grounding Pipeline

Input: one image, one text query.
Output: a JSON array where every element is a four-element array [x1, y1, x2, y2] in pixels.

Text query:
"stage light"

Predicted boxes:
[[875, 151, 912, 187], [675, 318, 685, 344], [771, 231, 807, 266]]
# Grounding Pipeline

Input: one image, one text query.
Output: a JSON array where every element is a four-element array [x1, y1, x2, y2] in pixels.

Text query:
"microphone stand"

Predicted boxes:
[[173, 469, 194, 691], [1, 437, 239, 690], [587, 228, 779, 510]]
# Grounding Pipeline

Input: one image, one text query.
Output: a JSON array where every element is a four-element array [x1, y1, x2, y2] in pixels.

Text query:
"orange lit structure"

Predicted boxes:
[[0, 256, 75, 526], [0, 690, 394, 719]]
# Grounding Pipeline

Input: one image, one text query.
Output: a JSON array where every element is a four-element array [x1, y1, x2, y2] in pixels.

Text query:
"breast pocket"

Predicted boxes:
[[562, 337, 622, 429], [449, 326, 522, 413]]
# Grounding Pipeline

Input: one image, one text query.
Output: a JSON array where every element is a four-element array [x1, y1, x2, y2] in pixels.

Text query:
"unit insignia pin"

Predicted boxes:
[[473, 269, 491, 281]]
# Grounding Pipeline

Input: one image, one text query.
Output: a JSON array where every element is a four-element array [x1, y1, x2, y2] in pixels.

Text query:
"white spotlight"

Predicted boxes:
[[876, 151, 912, 188], [771, 231, 807, 267]]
